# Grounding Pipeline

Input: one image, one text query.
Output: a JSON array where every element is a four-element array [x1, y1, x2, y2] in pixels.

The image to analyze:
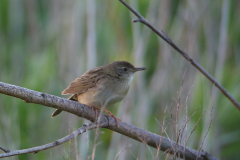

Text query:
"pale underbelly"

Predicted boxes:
[[77, 88, 126, 109]]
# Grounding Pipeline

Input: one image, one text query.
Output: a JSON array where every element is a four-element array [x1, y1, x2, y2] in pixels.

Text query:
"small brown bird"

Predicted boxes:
[[51, 61, 146, 125]]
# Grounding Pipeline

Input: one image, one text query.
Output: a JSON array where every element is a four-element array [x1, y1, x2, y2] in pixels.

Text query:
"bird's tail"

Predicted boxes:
[[51, 94, 78, 117]]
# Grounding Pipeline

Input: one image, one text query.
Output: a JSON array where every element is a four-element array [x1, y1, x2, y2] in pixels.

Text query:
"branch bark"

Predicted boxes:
[[0, 82, 218, 160], [119, 0, 240, 112]]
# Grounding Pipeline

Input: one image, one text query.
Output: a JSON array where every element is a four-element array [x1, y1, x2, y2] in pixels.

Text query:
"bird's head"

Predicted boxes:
[[107, 61, 146, 80]]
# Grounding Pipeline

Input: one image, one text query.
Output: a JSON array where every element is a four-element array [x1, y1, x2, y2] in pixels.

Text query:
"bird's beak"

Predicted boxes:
[[133, 67, 146, 72]]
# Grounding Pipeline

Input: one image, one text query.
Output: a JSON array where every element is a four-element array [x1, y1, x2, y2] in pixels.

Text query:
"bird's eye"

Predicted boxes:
[[123, 67, 127, 71]]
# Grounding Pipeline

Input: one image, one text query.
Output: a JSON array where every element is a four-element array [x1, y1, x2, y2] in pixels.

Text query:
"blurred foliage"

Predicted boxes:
[[0, 0, 240, 160]]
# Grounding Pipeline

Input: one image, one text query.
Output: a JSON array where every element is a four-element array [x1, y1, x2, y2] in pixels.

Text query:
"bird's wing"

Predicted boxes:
[[62, 67, 104, 95]]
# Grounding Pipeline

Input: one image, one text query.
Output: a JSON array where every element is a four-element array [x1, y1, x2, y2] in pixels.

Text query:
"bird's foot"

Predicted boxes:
[[90, 106, 100, 120], [104, 109, 122, 127]]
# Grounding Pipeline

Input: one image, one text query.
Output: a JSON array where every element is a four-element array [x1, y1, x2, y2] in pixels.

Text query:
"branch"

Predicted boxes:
[[0, 122, 105, 158], [119, 0, 240, 112], [0, 82, 218, 160], [0, 146, 10, 153]]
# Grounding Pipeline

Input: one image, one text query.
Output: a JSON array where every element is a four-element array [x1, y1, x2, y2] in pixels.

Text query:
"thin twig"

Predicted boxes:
[[197, 105, 214, 159], [0, 122, 106, 158], [185, 109, 207, 147], [176, 68, 187, 143], [0, 146, 10, 153], [184, 84, 195, 142], [182, 106, 200, 151], [119, 0, 240, 111], [130, 154, 138, 160], [92, 106, 107, 160], [155, 105, 168, 159], [114, 144, 136, 160], [155, 118, 174, 152]]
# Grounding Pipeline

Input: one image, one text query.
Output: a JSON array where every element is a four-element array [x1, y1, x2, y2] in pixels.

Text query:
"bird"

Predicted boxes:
[[51, 61, 146, 126]]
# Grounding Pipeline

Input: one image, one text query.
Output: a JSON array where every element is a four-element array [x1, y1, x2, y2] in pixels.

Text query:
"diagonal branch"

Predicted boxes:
[[119, 0, 240, 111], [0, 146, 10, 153], [0, 82, 218, 160], [0, 122, 106, 158]]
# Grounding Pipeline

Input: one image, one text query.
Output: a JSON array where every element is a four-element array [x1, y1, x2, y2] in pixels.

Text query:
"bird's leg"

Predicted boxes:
[[104, 108, 122, 127], [89, 106, 100, 119]]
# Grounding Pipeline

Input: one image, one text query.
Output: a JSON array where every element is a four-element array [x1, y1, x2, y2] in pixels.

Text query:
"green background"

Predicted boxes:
[[0, 0, 240, 159]]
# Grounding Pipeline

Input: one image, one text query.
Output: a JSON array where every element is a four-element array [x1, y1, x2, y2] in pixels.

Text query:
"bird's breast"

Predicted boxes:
[[100, 77, 130, 107], [78, 75, 132, 108]]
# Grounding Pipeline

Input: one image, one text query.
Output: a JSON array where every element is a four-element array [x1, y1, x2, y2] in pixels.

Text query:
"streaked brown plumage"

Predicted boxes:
[[51, 61, 146, 125]]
